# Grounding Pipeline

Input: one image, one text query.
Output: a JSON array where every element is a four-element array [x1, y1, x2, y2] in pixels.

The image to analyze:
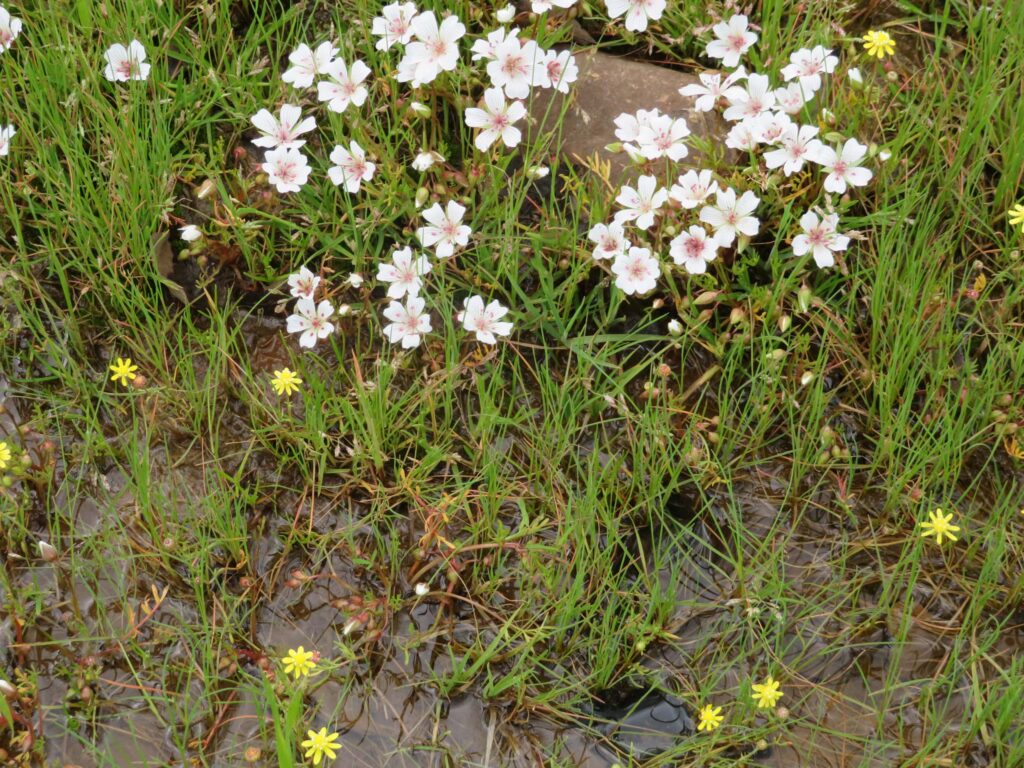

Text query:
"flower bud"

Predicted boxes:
[[797, 284, 813, 313], [39, 540, 59, 562], [777, 314, 792, 332], [800, 371, 814, 387], [0, 679, 15, 697], [847, 67, 863, 87], [415, 187, 430, 208], [496, 4, 516, 23], [409, 101, 431, 117], [414, 582, 429, 596], [667, 319, 683, 336], [525, 165, 549, 180]]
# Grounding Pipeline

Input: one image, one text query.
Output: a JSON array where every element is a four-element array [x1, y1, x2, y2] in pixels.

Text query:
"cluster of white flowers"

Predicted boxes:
[[588, 13, 876, 293], [273, 3, 578, 352], [0, 5, 22, 157]]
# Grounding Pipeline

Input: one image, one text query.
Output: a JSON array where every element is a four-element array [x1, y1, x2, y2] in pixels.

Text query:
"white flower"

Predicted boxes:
[[328, 141, 376, 193], [287, 298, 335, 348], [723, 73, 775, 122], [669, 225, 719, 274], [613, 175, 668, 230], [487, 38, 543, 99], [377, 246, 432, 299], [102, 40, 150, 82], [471, 26, 519, 61], [758, 111, 793, 145], [819, 138, 873, 194], [780, 46, 837, 95], [636, 112, 691, 161], [282, 42, 338, 89], [588, 221, 631, 260], [250, 104, 316, 150], [287, 266, 321, 300], [792, 211, 849, 268], [705, 14, 757, 69], [417, 201, 471, 258], [774, 82, 808, 114], [346, 273, 364, 289], [0, 6, 23, 53], [678, 68, 747, 112], [412, 150, 444, 171], [372, 2, 418, 51], [611, 247, 660, 295], [458, 295, 513, 344], [613, 108, 661, 160], [763, 124, 825, 176], [464, 87, 526, 151], [669, 169, 719, 209], [317, 59, 371, 113], [396, 11, 465, 87], [725, 116, 766, 151], [0, 124, 15, 157], [179, 224, 202, 242], [699, 187, 760, 246], [532, 0, 576, 12], [497, 5, 517, 23], [262, 147, 311, 193], [605, 0, 666, 33], [414, 582, 430, 596], [537, 49, 578, 93], [382, 296, 432, 348]]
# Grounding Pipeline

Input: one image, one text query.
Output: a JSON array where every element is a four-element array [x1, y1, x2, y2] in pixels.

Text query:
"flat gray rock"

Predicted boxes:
[[529, 50, 730, 182]]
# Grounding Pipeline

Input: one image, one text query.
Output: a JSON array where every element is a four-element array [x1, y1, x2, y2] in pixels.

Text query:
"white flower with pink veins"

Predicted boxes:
[[328, 141, 376, 194], [376, 247, 432, 299], [588, 221, 631, 261], [372, 2, 418, 51], [699, 187, 760, 247], [417, 201, 472, 258], [669, 226, 719, 275], [287, 298, 335, 348], [458, 295, 513, 344], [819, 138, 873, 194], [396, 12, 465, 87], [764, 124, 826, 176], [250, 104, 316, 150], [287, 266, 321, 301], [723, 73, 776, 122], [611, 247, 661, 295], [262, 147, 311, 194], [705, 14, 758, 69], [486, 38, 544, 99], [792, 211, 849, 269], [382, 296, 432, 348], [678, 68, 747, 112], [669, 169, 719, 209], [282, 42, 338, 89], [0, 6, 23, 53], [613, 175, 669, 231], [636, 112, 691, 161], [317, 58, 371, 113], [781, 46, 838, 95], [605, 0, 666, 33], [464, 87, 526, 151], [102, 40, 150, 82]]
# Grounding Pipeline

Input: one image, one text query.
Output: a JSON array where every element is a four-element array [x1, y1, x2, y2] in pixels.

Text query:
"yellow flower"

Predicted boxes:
[[862, 30, 895, 59], [919, 508, 960, 545], [109, 357, 138, 387], [0, 441, 11, 470], [696, 703, 723, 732], [271, 367, 303, 396], [1009, 203, 1024, 232], [1006, 437, 1024, 460], [301, 727, 341, 765], [751, 676, 784, 709], [282, 646, 317, 679]]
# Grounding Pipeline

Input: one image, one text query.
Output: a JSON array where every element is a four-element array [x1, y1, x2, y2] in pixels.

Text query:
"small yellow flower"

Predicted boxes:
[[919, 508, 960, 545], [1009, 203, 1024, 232], [301, 727, 341, 765], [109, 357, 139, 387], [1005, 437, 1024, 460], [271, 367, 303, 396], [0, 441, 11, 470], [862, 30, 895, 59], [751, 676, 784, 709], [282, 646, 317, 679], [696, 703, 723, 732]]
